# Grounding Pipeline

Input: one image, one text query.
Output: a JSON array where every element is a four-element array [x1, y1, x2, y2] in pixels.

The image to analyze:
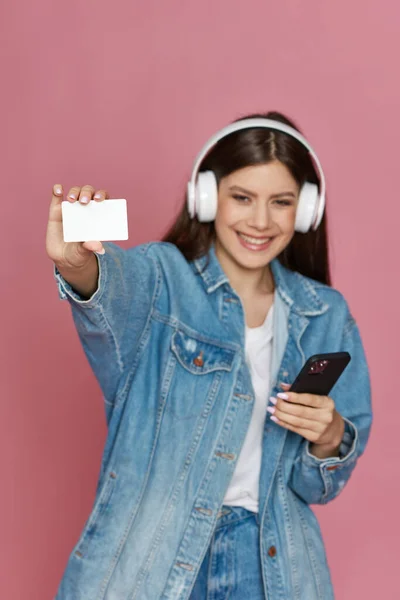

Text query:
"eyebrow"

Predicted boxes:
[[228, 185, 296, 199]]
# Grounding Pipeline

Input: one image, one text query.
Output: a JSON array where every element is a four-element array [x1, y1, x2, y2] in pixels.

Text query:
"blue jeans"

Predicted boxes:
[[189, 506, 265, 599]]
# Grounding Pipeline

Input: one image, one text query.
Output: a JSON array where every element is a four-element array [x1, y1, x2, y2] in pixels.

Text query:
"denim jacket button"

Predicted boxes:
[[268, 545, 277, 557], [193, 351, 204, 367]]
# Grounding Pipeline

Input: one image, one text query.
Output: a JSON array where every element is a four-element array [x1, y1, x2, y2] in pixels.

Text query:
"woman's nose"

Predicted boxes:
[[247, 204, 271, 229]]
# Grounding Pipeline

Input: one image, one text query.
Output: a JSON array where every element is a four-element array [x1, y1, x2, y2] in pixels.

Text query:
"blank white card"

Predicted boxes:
[[62, 199, 129, 242]]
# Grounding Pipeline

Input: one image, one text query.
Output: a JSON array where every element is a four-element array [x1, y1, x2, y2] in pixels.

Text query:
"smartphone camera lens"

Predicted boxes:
[[308, 359, 330, 375]]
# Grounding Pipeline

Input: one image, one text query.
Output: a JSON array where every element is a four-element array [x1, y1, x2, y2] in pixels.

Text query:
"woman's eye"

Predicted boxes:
[[274, 199, 293, 207], [233, 194, 250, 203]]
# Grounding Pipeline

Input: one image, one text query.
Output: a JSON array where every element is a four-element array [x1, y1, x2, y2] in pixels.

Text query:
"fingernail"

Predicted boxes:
[[267, 406, 276, 415], [269, 396, 277, 405], [56, 187, 62, 194], [270, 415, 279, 423], [96, 248, 105, 255], [94, 193, 101, 199], [80, 197, 89, 204], [277, 393, 289, 400], [69, 193, 76, 200]]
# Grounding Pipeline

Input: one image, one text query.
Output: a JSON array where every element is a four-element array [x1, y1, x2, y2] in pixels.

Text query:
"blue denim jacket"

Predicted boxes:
[[54, 241, 372, 600]]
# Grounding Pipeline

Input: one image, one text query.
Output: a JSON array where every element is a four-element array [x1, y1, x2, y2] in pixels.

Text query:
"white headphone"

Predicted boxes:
[[187, 118, 326, 233]]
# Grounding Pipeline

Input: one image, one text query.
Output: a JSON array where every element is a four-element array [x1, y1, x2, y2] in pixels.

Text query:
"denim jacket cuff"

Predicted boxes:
[[53, 251, 107, 308], [303, 416, 358, 469]]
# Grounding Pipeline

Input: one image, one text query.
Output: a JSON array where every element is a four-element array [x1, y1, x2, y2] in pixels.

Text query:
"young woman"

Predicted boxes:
[[47, 111, 372, 600]]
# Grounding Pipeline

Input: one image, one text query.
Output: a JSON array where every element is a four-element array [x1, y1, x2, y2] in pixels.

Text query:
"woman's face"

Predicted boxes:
[[214, 160, 300, 275]]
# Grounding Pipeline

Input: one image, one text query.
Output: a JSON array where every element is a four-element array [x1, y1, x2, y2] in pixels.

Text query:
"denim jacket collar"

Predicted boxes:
[[192, 242, 329, 317]]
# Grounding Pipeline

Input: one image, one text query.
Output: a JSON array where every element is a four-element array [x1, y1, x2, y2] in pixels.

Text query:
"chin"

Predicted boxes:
[[228, 245, 276, 271], [216, 229, 289, 269], [236, 253, 274, 270]]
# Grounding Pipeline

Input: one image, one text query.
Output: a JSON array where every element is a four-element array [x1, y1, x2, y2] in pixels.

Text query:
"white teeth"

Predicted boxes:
[[238, 232, 271, 245]]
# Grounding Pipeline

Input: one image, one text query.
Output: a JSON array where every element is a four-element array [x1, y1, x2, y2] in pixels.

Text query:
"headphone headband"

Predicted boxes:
[[189, 118, 326, 216]]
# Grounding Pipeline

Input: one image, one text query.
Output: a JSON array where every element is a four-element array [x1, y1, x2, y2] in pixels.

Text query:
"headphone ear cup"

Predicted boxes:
[[295, 182, 319, 233], [195, 171, 218, 222], [187, 181, 196, 218]]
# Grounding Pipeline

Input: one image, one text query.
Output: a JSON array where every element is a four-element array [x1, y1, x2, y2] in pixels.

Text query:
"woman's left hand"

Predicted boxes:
[[268, 383, 345, 459]]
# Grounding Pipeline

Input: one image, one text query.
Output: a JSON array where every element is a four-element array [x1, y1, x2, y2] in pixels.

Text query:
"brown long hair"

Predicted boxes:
[[161, 111, 331, 286]]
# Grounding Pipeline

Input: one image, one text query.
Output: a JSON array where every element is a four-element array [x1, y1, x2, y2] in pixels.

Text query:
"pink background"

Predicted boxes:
[[1, 1, 398, 598]]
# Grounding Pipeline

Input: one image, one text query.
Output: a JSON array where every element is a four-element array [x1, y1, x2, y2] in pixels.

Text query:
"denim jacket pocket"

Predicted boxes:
[[171, 329, 235, 375], [165, 329, 236, 421]]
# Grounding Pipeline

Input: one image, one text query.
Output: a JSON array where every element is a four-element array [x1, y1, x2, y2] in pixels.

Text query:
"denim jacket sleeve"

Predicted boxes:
[[54, 242, 157, 420], [288, 315, 373, 505]]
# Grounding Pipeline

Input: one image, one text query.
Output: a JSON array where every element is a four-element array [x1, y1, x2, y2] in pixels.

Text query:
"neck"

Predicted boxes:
[[214, 240, 275, 299]]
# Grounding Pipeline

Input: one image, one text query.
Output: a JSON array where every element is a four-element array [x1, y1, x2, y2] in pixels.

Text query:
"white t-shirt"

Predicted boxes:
[[223, 304, 274, 513]]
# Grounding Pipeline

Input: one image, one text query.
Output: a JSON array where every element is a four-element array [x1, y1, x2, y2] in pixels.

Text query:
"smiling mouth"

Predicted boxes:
[[236, 231, 274, 245]]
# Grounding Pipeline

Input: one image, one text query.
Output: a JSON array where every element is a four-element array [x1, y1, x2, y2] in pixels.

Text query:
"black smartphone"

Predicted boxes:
[[289, 352, 351, 396]]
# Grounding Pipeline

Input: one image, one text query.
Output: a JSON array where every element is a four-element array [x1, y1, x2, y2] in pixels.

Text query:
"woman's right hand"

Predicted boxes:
[[46, 184, 109, 270]]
